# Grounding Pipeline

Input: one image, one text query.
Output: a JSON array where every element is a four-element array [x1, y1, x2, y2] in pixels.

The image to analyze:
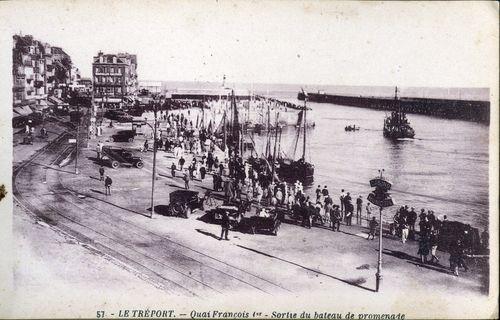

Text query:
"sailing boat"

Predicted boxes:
[[383, 87, 415, 139], [276, 90, 314, 183]]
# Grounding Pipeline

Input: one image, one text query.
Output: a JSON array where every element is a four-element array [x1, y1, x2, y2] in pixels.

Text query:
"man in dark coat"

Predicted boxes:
[[408, 207, 417, 239], [171, 163, 176, 177], [368, 217, 378, 240], [220, 211, 230, 240], [178, 156, 185, 171], [99, 166, 105, 181], [331, 205, 341, 232], [104, 176, 112, 195]]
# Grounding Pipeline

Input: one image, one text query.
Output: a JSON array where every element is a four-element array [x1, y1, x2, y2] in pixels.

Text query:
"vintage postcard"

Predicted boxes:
[[0, 1, 498, 319]]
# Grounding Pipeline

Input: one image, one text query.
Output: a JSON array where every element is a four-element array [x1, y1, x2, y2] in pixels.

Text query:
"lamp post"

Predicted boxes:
[[367, 169, 394, 292]]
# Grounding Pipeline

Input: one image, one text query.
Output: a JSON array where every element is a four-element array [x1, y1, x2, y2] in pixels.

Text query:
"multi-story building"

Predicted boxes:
[[92, 52, 138, 108], [12, 34, 72, 107]]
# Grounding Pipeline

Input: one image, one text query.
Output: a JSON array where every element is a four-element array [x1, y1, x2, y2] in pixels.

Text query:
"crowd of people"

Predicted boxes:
[[96, 102, 487, 279]]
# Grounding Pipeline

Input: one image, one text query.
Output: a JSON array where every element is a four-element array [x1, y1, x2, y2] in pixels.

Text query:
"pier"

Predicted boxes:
[[299, 92, 490, 123]]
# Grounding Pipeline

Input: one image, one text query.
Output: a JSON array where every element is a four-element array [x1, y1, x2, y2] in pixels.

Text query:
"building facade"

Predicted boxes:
[[92, 52, 138, 107], [12, 35, 72, 107]]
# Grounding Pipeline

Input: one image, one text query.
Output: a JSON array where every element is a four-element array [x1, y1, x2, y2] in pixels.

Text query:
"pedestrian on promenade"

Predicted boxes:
[[171, 163, 176, 177], [429, 230, 440, 263], [200, 165, 206, 181], [275, 187, 283, 205], [220, 211, 230, 241], [331, 205, 341, 232], [315, 185, 322, 202], [418, 235, 429, 264], [178, 156, 185, 171], [104, 175, 112, 195], [213, 156, 219, 171], [401, 217, 409, 244], [368, 217, 378, 240], [207, 152, 214, 172], [321, 185, 329, 197], [419, 216, 430, 238], [99, 166, 105, 181], [449, 239, 465, 276], [96, 140, 103, 159], [356, 195, 363, 224], [324, 194, 333, 216], [408, 207, 417, 239], [143, 140, 149, 153], [339, 189, 346, 214], [344, 193, 353, 226], [183, 172, 190, 190], [366, 202, 372, 219], [345, 209, 353, 226]]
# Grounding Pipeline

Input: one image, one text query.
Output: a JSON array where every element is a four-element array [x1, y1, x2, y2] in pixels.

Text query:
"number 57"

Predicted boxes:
[[96, 311, 105, 318]]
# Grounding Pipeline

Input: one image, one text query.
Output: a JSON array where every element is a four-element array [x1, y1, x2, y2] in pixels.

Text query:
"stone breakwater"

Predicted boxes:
[[298, 92, 490, 123]]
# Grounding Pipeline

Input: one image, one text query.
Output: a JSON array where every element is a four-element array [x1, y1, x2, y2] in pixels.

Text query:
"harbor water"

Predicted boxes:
[[251, 98, 489, 229]]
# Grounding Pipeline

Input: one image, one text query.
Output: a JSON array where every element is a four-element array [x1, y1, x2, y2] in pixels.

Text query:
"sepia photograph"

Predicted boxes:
[[0, 1, 498, 319]]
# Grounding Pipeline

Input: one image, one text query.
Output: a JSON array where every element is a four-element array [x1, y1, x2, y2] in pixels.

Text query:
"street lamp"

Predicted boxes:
[[367, 169, 394, 292]]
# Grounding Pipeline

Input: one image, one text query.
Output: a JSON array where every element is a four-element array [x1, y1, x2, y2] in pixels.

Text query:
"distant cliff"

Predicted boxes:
[[298, 92, 490, 124]]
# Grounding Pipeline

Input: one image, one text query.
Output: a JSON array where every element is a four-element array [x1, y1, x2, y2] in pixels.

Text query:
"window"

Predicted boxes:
[[110, 67, 114, 73]]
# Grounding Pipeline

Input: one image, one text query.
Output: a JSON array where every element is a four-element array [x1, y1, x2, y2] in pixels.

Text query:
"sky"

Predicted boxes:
[[0, 1, 498, 88]]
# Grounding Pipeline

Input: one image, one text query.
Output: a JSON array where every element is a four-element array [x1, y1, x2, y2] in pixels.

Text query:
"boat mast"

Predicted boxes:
[[271, 112, 279, 182], [277, 125, 282, 159], [231, 90, 240, 156], [265, 101, 271, 157], [222, 110, 227, 151], [302, 91, 307, 160]]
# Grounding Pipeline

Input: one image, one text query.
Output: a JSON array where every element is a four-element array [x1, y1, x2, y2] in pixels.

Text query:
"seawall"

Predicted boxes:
[[298, 92, 490, 123]]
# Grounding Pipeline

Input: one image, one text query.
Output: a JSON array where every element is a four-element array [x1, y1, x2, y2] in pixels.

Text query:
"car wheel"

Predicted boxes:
[[111, 161, 119, 169], [171, 203, 184, 217], [128, 137, 134, 142], [109, 137, 114, 142], [273, 221, 281, 236], [135, 161, 144, 169]]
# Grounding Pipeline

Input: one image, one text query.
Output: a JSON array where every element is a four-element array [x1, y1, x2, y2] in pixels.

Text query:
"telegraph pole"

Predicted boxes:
[[150, 100, 158, 218], [75, 105, 80, 174]]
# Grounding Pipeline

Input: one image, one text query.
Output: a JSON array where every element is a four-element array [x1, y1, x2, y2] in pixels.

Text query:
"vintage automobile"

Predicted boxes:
[[101, 147, 144, 169], [109, 130, 136, 142], [166, 190, 204, 218], [116, 114, 133, 123], [210, 205, 244, 230], [245, 207, 282, 235], [104, 110, 127, 120]]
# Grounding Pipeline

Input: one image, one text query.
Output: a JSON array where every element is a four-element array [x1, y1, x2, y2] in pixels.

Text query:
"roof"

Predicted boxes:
[[169, 190, 199, 197], [13, 106, 33, 116]]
